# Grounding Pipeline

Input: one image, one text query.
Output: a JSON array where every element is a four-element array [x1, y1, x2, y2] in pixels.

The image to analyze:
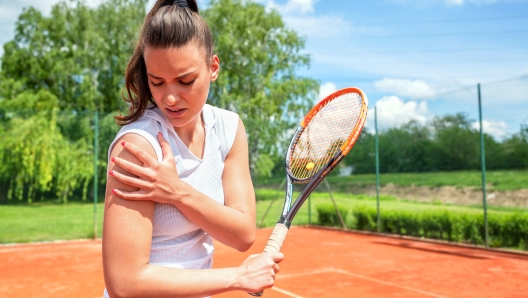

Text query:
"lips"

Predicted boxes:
[[165, 107, 186, 117]]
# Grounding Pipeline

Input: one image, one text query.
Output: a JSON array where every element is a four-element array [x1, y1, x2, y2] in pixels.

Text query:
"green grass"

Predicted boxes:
[[0, 202, 104, 244], [255, 169, 528, 191]]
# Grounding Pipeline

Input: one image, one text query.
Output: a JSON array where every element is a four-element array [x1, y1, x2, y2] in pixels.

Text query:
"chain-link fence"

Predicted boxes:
[[1, 77, 527, 249], [0, 109, 118, 241], [256, 76, 528, 251], [367, 77, 528, 250]]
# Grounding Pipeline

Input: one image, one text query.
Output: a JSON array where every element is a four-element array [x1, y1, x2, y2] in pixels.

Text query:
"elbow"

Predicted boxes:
[[236, 239, 254, 252], [106, 285, 132, 298], [235, 228, 255, 252], [104, 272, 142, 298]]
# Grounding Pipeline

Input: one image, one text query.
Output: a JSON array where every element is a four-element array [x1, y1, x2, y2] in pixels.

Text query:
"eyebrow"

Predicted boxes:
[[147, 70, 196, 80]]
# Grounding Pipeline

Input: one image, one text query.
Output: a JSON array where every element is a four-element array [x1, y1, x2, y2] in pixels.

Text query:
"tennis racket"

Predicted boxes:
[[249, 87, 368, 297]]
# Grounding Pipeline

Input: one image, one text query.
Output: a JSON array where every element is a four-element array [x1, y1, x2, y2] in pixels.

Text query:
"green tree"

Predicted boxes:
[[501, 120, 528, 169], [0, 90, 93, 203], [431, 113, 480, 170], [0, 0, 145, 202], [0, 0, 319, 202], [343, 131, 375, 174], [377, 120, 445, 173], [204, 0, 319, 177], [1, 0, 146, 112]]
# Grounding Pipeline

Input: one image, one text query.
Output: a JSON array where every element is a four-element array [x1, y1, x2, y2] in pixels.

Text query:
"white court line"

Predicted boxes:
[[271, 286, 305, 298], [277, 267, 448, 298], [332, 268, 448, 298]]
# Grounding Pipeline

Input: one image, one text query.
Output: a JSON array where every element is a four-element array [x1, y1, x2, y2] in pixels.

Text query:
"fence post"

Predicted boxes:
[[308, 194, 311, 225], [375, 106, 380, 233], [93, 111, 99, 240], [477, 83, 489, 247], [258, 178, 286, 228], [323, 179, 347, 230]]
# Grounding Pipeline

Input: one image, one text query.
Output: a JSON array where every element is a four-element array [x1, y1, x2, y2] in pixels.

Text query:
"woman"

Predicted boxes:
[[102, 0, 283, 297]]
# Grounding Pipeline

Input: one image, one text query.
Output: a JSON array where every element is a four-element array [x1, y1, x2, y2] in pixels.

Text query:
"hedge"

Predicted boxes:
[[316, 203, 349, 226], [351, 205, 528, 250]]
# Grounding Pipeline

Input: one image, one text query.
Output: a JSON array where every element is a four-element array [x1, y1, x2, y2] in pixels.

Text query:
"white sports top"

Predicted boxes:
[[103, 104, 239, 297]]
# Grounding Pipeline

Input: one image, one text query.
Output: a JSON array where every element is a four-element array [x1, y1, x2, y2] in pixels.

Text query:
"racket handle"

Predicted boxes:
[[248, 223, 289, 297]]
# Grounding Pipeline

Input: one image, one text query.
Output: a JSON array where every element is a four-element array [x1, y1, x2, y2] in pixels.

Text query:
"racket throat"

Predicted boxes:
[[278, 178, 294, 228], [276, 218, 292, 229]]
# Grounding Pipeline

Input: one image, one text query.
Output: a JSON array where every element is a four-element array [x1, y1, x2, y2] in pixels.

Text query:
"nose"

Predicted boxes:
[[164, 86, 180, 106]]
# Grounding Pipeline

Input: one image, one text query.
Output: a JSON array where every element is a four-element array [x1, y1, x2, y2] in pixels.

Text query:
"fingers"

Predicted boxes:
[[111, 188, 149, 201], [273, 263, 280, 274], [121, 141, 156, 166], [111, 156, 152, 179], [157, 132, 174, 161], [109, 170, 151, 190], [270, 252, 284, 263]]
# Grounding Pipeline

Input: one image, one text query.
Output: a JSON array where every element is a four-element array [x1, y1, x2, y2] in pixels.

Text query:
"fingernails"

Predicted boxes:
[[109, 170, 114, 176], [121, 141, 126, 146], [111, 157, 116, 163], [112, 189, 117, 195]]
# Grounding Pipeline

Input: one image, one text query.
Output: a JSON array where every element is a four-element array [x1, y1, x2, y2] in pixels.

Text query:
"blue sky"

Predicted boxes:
[[1, 0, 527, 138]]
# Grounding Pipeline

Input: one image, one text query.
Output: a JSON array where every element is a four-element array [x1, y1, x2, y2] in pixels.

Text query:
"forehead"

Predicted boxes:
[[143, 43, 207, 76]]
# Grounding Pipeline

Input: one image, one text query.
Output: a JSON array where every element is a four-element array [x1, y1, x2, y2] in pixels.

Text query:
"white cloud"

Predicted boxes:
[[365, 96, 429, 130], [374, 78, 437, 99], [393, 0, 512, 6], [446, 0, 464, 5], [318, 82, 337, 101], [282, 15, 353, 39], [472, 120, 508, 140], [264, 0, 317, 14]]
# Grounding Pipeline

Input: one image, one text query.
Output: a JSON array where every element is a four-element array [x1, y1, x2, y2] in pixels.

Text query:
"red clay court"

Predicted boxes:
[[1, 226, 527, 297]]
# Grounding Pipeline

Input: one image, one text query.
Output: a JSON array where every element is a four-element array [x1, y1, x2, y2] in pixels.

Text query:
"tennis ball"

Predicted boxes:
[[306, 162, 314, 170]]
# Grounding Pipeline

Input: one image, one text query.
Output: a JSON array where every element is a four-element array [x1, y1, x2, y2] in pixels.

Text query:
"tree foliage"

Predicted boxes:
[[0, 90, 94, 202], [204, 0, 319, 176], [0, 0, 146, 202], [0, 0, 319, 202], [1, 0, 147, 112], [344, 113, 528, 174]]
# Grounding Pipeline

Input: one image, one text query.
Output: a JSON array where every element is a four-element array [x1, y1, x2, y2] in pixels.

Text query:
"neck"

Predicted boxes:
[[173, 112, 205, 147]]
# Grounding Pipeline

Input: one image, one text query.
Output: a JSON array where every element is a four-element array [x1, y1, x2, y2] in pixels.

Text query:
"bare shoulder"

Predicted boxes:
[[109, 132, 159, 164], [105, 132, 157, 213]]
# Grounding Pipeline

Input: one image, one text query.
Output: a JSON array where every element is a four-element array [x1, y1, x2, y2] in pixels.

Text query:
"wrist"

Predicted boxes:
[[171, 180, 193, 207], [229, 265, 246, 291]]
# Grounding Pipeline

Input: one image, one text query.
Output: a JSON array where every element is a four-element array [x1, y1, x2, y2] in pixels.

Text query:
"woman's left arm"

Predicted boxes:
[[111, 118, 256, 251]]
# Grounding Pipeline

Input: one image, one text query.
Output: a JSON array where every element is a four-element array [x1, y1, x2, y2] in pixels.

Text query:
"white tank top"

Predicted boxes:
[[106, 104, 239, 270]]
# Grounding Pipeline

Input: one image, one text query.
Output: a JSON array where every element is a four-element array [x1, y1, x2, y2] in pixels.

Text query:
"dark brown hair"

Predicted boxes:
[[116, 0, 215, 126]]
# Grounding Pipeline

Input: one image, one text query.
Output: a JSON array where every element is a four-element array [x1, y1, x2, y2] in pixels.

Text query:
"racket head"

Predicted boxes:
[[285, 87, 368, 183]]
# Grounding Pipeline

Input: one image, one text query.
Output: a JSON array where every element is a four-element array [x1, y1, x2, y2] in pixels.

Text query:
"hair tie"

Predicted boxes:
[[173, 0, 189, 8]]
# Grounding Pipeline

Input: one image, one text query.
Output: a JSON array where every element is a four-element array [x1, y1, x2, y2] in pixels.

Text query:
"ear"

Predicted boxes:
[[210, 55, 220, 82]]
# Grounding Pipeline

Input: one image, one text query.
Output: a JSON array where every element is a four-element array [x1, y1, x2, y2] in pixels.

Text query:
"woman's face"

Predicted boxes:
[[143, 43, 219, 131]]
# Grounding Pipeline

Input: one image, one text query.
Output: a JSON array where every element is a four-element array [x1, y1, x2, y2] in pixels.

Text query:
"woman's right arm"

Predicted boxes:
[[103, 133, 283, 298]]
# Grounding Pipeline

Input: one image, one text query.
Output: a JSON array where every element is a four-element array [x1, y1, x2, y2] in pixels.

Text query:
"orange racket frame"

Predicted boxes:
[[249, 87, 368, 297]]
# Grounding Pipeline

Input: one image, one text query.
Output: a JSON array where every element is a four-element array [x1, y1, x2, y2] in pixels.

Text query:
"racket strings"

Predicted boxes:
[[289, 92, 363, 180]]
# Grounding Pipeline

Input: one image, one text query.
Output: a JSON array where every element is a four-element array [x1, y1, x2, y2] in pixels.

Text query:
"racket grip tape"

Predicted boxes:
[[264, 223, 289, 253], [248, 223, 289, 297]]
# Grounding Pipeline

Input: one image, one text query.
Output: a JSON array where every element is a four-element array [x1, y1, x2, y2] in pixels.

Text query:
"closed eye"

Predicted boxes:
[[150, 81, 163, 87], [180, 79, 195, 86]]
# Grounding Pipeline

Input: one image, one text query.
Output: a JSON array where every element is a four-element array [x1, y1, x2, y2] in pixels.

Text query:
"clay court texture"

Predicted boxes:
[[1, 226, 527, 298]]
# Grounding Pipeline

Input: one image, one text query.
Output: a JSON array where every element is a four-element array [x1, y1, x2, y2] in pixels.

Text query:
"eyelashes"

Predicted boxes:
[[150, 79, 195, 87]]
